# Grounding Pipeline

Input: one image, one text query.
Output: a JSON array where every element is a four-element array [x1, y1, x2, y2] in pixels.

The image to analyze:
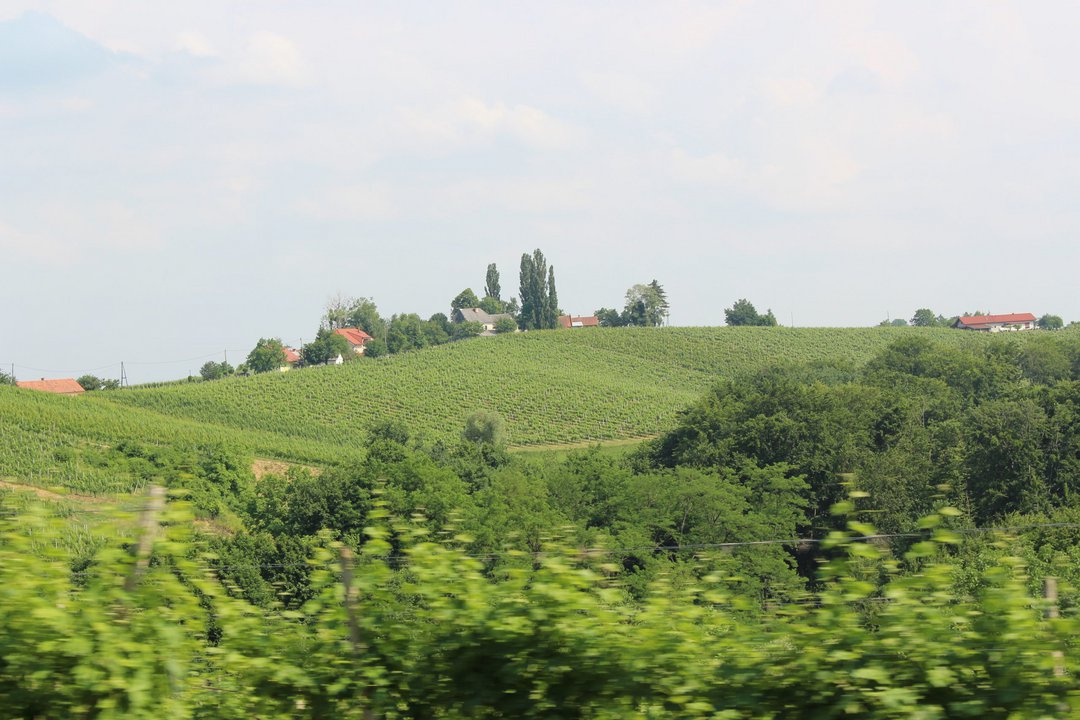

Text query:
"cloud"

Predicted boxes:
[[401, 96, 581, 151], [229, 31, 305, 86], [0, 218, 69, 263], [0, 203, 163, 264], [293, 184, 399, 222], [432, 176, 595, 215], [579, 72, 658, 114], [174, 31, 215, 58]]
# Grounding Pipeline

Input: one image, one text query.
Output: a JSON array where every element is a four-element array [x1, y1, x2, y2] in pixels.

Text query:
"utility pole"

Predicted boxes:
[[120, 361, 128, 388]]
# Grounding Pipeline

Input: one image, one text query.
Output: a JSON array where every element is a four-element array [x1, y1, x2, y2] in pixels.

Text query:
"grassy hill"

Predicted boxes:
[[95, 326, 1021, 449], [0, 324, 1072, 498]]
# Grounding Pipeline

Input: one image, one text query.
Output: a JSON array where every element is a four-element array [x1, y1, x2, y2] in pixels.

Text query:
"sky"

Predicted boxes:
[[2, 1, 1079, 382]]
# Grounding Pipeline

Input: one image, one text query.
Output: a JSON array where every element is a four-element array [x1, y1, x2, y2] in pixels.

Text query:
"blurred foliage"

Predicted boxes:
[[0, 493, 1076, 718]]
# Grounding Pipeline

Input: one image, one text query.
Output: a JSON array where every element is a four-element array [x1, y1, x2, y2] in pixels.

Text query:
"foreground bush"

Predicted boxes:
[[0, 496, 1074, 719]]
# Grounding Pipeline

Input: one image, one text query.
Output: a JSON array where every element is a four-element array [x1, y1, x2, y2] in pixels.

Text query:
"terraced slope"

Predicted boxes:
[[97, 326, 1020, 447]]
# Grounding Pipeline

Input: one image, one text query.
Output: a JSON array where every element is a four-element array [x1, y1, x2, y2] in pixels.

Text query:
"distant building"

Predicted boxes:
[[451, 307, 517, 336], [280, 346, 301, 371], [558, 315, 600, 329], [16, 378, 85, 395], [952, 313, 1037, 332], [334, 327, 373, 354]]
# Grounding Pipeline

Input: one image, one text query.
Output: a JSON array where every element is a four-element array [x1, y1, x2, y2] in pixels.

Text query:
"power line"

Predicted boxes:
[[43, 521, 1080, 576], [1, 339, 306, 378]]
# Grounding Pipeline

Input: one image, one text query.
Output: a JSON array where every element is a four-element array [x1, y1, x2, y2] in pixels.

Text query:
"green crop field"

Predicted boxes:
[[0, 383, 361, 496], [3, 326, 1068, 497], [94, 326, 1043, 448]]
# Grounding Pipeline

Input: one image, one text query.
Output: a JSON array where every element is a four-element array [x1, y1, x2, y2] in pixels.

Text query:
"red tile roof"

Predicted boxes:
[[282, 347, 301, 364], [334, 327, 372, 346], [16, 378, 85, 395], [957, 313, 1036, 327], [558, 315, 600, 329]]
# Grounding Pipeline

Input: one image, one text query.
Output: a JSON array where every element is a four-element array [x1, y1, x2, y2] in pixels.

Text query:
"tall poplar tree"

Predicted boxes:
[[484, 263, 501, 301], [546, 266, 559, 328], [518, 249, 558, 330]]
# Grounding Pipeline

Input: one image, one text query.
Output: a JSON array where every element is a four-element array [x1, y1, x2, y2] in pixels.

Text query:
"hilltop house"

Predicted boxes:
[[952, 313, 1037, 332], [452, 307, 517, 336], [558, 315, 600, 329], [334, 327, 373, 354], [16, 378, 85, 395], [280, 346, 301, 371]]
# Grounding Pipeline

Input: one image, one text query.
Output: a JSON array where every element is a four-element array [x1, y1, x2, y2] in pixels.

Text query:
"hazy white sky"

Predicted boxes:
[[2, 1, 1079, 381]]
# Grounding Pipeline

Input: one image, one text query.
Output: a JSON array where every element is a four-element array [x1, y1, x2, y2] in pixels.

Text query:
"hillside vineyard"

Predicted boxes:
[[91, 326, 1045, 447]]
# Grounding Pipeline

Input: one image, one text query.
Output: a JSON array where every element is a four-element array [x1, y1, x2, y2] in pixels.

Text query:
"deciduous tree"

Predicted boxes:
[[451, 288, 481, 312], [1039, 314, 1064, 330], [724, 299, 777, 326], [199, 361, 235, 381], [622, 281, 669, 327], [910, 308, 941, 327], [246, 338, 287, 373]]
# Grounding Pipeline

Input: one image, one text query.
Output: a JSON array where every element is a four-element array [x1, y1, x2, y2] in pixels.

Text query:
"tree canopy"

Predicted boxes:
[[724, 299, 777, 326], [199, 361, 235, 381], [323, 295, 385, 340], [300, 328, 352, 366], [450, 288, 481, 312], [623, 281, 669, 327], [245, 338, 287, 374], [518, 249, 559, 330], [76, 375, 120, 391], [1039, 313, 1065, 330], [484, 263, 501, 301]]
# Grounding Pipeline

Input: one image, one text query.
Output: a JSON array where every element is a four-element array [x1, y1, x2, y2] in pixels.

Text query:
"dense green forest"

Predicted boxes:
[[4, 330, 1080, 716]]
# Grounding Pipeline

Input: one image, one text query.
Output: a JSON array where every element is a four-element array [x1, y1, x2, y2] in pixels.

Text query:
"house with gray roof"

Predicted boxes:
[[451, 307, 518, 336]]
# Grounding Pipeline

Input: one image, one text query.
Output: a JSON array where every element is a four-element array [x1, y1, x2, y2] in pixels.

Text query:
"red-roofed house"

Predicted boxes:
[[334, 327, 373, 354], [16, 378, 85, 395], [952, 313, 1037, 332], [558, 315, 600, 329], [279, 346, 302, 371]]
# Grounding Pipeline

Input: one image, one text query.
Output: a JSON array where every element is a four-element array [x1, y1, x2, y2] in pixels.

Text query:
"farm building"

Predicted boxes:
[[334, 327, 373, 354], [452, 308, 517, 336], [558, 315, 600, 329], [952, 313, 1037, 332], [280, 346, 301, 371], [16, 378, 85, 395]]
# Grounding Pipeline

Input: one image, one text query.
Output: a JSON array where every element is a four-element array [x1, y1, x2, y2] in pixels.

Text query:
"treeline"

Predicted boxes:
[[222, 252, 679, 377], [222, 250, 568, 376]]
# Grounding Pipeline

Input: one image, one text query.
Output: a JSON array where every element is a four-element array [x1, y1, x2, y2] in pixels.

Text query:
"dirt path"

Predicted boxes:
[[509, 435, 659, 455], [252, 458, 321, 480]]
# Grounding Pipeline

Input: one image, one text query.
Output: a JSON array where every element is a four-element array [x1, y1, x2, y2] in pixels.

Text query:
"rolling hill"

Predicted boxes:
[[95, 325, 1030, 448], [5, 325, 1068, 499]]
